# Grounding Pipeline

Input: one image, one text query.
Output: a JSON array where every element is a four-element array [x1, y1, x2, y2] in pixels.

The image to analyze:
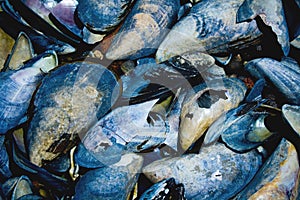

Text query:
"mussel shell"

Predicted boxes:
[[220, 109, 275, 153], [155, 0, 262, 63], [76, 0, 134, 33], [73, 153, 143, 200], [179, 77, 247, 151], [2, 175, 33, 200], [27, 62, 120, 166], [105, 0, 180, 60], [143, 142, 262, 199], [237, 0, 290, 56], [81, 98, 167, 166], [245, 57, 300, 105], [233, 139, 300, 199], [0, 50, 57, 134]]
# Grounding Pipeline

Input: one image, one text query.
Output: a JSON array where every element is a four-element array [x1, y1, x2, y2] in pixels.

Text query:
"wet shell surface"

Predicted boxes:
[[143, 142, 262, 199], [26, 62, 120, 166], [105, 0, 180, 60]]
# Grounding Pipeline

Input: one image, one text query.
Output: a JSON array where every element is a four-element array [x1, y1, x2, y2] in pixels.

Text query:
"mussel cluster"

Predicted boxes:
[[0, 0, 300, 199]]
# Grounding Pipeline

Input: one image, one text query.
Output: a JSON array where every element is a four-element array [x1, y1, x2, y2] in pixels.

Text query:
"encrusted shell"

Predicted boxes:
[[143, 142, 262, 199], [27, 62, 120, 166]]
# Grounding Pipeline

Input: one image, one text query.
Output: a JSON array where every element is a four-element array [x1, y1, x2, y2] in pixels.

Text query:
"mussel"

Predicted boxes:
[[73, 153, 143, 200], [179, 77, 247, 151], [0, 50, 57, 134], [26, 61, 121, 166], [155, 0, 262, 63], [143, 142, 262, 199], [105, 0, 180, 60]]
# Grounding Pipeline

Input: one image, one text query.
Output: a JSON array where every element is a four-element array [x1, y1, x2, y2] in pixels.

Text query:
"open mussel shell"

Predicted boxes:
[[220, 107, 277, 153], [3, 31, 35, 71], [81, 98, 168, 166], [245, 57, 300, 105], [48, 0, 82, 40], [179, 77, 247, 151], [143, 142, 262, 199], [234, 139, 299, 199], [26, 61, 121, 167], [139, 178, 186, 200], [237, 0, 290, 56], [105, 0, 180, 60], [3, 0, 81, 46], [73, 153, 143, 200], [77, 0, 134, 33]]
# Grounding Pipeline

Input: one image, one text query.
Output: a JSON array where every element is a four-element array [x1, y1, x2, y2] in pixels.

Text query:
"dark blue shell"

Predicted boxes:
[[245, 57, 300, 105], [0, 51, 53, 134], [73, 154, 142, 200], [77, 0, 134, 33]]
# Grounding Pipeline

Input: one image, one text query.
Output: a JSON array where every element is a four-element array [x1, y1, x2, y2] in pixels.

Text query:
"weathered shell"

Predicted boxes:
[[155, 0, 262, 63], [143, 142, 262, 199], [233, 139, 300, 199], [139, 178, 186, 200], [26, 62, 120, 166], [0, 50, 57, 134], [179, 77, 247, 151], [105, 0, 180, 60], [81, 98, 167, 166], [237, 0, 290, 56], [245, 57, 300, 105], [77, 0, 134, 33], [73, 153, 143, 200], [282, 104, 300, 135]]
